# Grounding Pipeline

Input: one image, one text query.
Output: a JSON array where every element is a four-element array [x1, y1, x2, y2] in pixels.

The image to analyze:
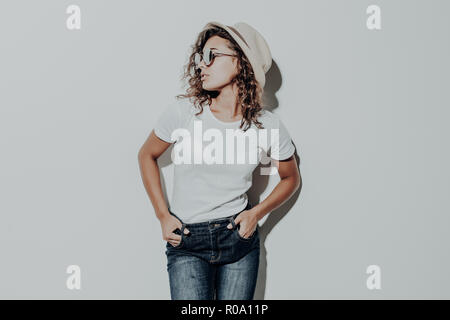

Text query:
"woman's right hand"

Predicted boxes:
[[160, 215, 190, 247]]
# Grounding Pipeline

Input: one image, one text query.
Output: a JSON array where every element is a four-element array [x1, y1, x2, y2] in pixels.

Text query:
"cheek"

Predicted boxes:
[[209, 62, 237, 82]]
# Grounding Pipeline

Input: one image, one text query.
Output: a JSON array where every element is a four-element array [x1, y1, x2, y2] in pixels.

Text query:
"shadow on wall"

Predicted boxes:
[[262, 59, 282, 112], [156, 59, 303, 300], [249, 149, 302, 300], [251, 59, 303, 299]]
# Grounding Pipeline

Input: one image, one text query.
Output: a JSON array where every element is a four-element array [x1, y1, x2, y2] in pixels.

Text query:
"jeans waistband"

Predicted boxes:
[[169, 201, 252, 229]]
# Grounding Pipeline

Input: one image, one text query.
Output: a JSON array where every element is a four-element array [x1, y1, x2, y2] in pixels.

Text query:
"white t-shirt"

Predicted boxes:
[[153, 98, 296, 223]]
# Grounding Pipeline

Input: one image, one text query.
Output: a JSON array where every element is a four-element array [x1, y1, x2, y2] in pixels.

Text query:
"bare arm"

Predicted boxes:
[[138, 130, 190, 246], [137, 130, 172, 221], [251, 155, 302, 221]]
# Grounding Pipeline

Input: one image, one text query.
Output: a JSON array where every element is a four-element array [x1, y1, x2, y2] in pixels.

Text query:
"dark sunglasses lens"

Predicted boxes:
[[194, 48, 213, 67], [205, 50, 213, 65]]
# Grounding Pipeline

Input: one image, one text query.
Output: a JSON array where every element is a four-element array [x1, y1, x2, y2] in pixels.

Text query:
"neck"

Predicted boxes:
[[211, 82, 241, 118]]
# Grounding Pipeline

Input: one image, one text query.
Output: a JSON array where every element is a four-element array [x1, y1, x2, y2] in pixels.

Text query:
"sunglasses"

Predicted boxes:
[[194, 47, 237, 69]]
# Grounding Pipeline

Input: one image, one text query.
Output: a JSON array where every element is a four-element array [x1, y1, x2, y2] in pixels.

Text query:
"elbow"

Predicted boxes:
[[293, 171, 302, 192], [138, 148, 158, 162], [295, 176, 302, 192], [281, 173, 301, 192], [138, 148, 149, 162], [137, 148, 144, 161]]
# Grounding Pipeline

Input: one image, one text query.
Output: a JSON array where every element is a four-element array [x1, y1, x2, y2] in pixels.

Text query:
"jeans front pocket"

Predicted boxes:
[[166, 223, 187, 249], [229, 203, 258, 242], [225, 215, 259, 263], [229, 212, 259, 242], [234, 224, 258, 242]]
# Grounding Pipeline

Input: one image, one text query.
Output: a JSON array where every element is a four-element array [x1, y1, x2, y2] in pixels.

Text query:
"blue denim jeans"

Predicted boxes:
[[165, 201, 260, 300]]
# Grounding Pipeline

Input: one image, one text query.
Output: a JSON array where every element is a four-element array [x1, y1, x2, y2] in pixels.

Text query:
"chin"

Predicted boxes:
[[202, 81, 226, 91], [202, 83, 217, 91]]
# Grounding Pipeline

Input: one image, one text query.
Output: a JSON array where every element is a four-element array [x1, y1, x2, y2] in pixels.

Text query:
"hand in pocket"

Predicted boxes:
[[160, 215, 190, 247]]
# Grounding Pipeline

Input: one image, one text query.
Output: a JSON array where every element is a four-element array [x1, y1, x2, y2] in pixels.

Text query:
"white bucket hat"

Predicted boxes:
[[202, 21, 273, 89]]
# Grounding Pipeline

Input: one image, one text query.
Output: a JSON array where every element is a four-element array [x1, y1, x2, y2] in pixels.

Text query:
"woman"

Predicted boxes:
[[138, 21, 301, 300]]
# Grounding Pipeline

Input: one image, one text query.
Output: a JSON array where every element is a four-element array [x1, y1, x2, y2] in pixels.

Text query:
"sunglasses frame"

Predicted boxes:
[[194, 47, 237, 69]]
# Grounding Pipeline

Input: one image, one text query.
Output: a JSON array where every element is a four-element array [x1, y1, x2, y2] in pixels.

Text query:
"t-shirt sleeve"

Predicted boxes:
[[153, 101, 185, 143], [268, 114, 296, 161]]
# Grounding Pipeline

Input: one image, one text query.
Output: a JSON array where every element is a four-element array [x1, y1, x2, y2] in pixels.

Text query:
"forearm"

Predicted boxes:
[[138, 153, 171, 221], [251, 175, 301, 221]]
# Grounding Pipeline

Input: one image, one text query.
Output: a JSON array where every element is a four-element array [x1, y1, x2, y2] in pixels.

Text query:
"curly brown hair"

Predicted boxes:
[[176, 25, 265, 132]]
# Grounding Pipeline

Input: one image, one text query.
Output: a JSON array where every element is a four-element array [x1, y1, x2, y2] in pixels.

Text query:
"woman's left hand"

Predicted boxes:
[[227, 209, 258, 239]]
